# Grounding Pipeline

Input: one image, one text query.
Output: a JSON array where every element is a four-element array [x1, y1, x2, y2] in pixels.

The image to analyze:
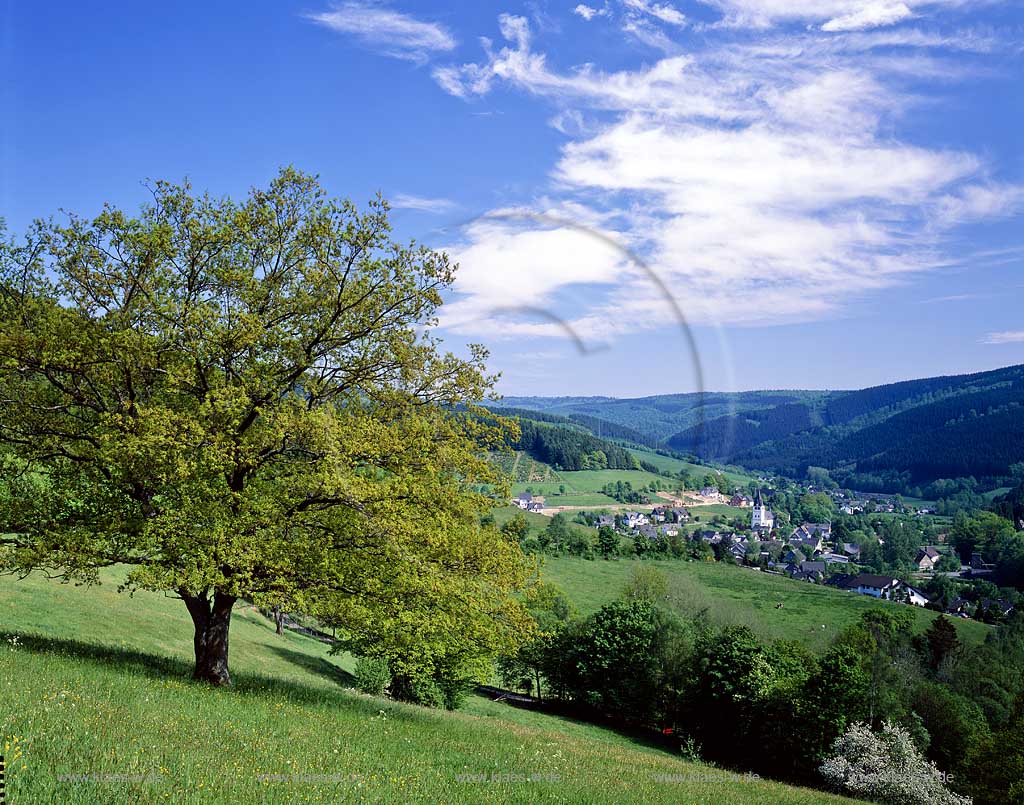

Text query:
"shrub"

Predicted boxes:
[[389, 671, 474, 710], [820, 720, 971, 805], [438, 676, 475, 711], [390, 675, 445, 708], [353, 656, 391, 697]]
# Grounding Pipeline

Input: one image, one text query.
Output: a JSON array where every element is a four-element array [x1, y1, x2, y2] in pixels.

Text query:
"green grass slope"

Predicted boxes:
[[0, 569, 855, 804], [542, 557, 992, 652]]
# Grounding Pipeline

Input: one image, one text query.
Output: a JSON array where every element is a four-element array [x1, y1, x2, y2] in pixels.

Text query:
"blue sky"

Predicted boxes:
[[3, 1, 1024, 396]]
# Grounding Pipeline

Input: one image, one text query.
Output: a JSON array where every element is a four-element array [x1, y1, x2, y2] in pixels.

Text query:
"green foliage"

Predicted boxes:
[[965, 701, 1024, 805], [496, 417, 641, 472], [353, 655, 391, 697], [795, 645, 869, 773], [500, 513, 530, 543], [950, 511, 1016, 564], [553, 600, 673, 722], [390, 675, 446, 709], [0, 170, 532, 685], [923, 616, 961, 672], [686, 625, 793, 758], [497, 581, 576, 700], [910, 682, 990, 779], [622, 565, 669, 604], [597, 525, 619, 558]]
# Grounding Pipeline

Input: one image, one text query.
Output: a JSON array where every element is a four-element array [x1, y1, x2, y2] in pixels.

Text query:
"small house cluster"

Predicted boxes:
[[512, 492, 545, 513]]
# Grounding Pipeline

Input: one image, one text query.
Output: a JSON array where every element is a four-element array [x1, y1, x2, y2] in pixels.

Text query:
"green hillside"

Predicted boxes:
[[495, 391, 823, 445], [0, 569, 854, 804], [541, 557, 992, 652], [501, 364, 1024, 491]]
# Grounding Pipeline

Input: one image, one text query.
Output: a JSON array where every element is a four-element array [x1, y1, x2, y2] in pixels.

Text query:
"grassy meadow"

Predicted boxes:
[[625, 448, 761, 487], [0, 569, 857, 804], [541, 557, 992, 652]]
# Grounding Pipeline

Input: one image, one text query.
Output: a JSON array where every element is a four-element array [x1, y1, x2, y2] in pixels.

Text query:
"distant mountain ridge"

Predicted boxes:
[[492, 364, 1024, 490]]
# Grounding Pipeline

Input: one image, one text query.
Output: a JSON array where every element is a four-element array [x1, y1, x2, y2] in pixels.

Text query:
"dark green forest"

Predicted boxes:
[[499, 364, 1024, 493]]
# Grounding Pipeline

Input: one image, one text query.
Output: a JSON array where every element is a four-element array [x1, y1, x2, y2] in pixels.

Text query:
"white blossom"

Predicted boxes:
[[820, 720, 971, 805]]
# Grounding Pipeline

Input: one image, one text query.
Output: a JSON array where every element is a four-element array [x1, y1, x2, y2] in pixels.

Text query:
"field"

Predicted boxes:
[[491, 505, 595, 537], [0, 569, 855, 804], [541, 557, 992, 652], [509, 465, 682, 510], [511, 467, 676, 497], [626, 448, 760, 486], [495, 446, 763, 514]]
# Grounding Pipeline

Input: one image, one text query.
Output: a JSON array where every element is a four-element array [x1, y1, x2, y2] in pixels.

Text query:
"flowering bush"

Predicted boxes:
[[820, 720, 971, 805]]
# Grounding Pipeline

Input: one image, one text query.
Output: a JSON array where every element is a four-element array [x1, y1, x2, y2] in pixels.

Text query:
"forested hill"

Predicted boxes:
[[494, 363, 1024, 490], [474, 407, 651, 472]]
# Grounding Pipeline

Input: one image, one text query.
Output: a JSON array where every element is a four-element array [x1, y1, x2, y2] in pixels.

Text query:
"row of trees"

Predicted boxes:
[[509, 420, 642, 471], [500, 570, 1024, 804]]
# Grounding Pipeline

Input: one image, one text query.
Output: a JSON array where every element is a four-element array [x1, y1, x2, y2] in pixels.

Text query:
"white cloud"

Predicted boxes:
[[439, 216, 631, 336], [931, 184, 1024, 227], [390, 193, 457, 213], [983, 331, 1024, 345], [306, 3, 455, 62], [700, 1, 989, 31], [822, 2, 914, 31], [573, 4, 608, 21], [433, 16, 750, 119], [624, 0, 687, 26], [433, 13, 1021, 338]]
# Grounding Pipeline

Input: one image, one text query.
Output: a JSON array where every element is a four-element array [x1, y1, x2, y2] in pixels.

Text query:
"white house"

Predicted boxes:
[[905, 586, 930, 607], [841, 574, 902, 600], [622, 511, 648, 529]]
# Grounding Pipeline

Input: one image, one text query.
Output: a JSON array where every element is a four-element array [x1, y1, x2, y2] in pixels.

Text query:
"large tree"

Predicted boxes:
[[0, 169, 530, 685]]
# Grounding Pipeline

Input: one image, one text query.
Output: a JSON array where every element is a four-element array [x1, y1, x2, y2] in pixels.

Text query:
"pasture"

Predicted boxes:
[[0, 568, 855, 805], [541, 557, 992, 652]]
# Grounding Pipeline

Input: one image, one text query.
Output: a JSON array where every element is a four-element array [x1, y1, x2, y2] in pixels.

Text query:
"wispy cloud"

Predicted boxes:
[[390, 193, 457, 213], [919, 292, 987, 303], [983, 331, 1024, 345], [306, 3, 456, 63], [822, 3, 914, 32], [699, 0, 999, 31], [624, 0, 687, 27], [432, 13, 1022, 338]]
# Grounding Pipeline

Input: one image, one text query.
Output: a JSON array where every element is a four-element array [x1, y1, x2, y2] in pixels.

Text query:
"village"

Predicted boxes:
[[512, 483, 1015, 622]]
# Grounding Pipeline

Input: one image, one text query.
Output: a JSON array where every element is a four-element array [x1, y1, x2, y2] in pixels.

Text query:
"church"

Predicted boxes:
[[751, 489, 775, 534]]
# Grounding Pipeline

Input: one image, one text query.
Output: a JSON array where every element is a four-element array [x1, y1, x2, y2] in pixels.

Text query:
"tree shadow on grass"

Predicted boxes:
[[474, 686, 683, 760], [0, 630, 387, 719], [3, 630, 193, 678], [260, 644, 355, 689]]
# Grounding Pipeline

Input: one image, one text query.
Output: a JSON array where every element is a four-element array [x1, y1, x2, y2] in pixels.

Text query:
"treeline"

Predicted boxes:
[[823, 365, 1024, 425], [467, 407, 644, 471], [992, 481, 1024, 526], [730, 388, 1024, 489], [507, 405, 660, 449], [500, 576, 1024, 804], [658, 367, 1024, 492], [512, 420, 641, 471]]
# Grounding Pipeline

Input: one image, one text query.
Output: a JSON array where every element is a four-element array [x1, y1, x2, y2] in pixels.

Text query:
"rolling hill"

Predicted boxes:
[[494, 364, 1024, 492]]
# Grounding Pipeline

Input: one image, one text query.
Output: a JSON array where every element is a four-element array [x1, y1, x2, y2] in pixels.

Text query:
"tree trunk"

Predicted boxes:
[[273, 606, 284, 635], [181, 589, 236, 686]]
